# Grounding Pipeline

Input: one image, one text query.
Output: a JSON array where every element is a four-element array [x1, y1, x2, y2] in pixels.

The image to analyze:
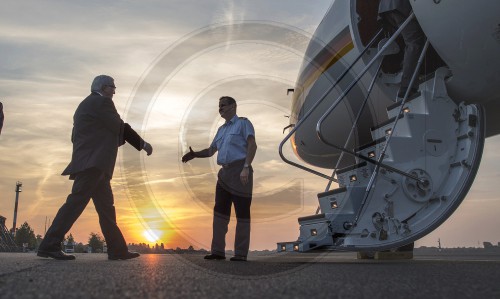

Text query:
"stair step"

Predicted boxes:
[[317, 186, 365, 217], [317, 187, 347, 198], [298, 213, 326, 224], [297, 214, 334, 250], [386, 91, 422, 112], [336, 161, 373, 187], [317, 187, 347, 214], [337, 162, 368, 175], [355, 137, 386, 152], [277, 242, 301, 252], [354, 137, 387, 160], [419, 70, 438, 85], [371, 114, 404, 132]]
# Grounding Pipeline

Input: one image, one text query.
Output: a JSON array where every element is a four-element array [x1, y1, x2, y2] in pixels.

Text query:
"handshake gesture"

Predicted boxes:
[[143, 141, 153, 156], [182, 146, 196, 163]]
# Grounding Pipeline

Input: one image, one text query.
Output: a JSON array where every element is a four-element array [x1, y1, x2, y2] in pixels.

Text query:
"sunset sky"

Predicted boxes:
[[1, 0, 499, 250]]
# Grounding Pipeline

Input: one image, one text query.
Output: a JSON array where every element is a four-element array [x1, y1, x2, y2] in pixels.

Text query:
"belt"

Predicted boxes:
[[220, 159, 245, 169]]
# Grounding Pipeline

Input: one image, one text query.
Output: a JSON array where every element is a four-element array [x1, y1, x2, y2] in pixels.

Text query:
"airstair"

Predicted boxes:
[[277, 13, 484, 252]]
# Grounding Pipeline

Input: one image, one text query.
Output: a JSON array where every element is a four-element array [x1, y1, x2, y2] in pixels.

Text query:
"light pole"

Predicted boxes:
[[12, 181, 22, 236]]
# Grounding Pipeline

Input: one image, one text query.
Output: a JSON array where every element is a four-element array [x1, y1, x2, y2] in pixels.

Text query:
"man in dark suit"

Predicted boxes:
[[37, 75, 153, 260], [379, 0, 426, 99]]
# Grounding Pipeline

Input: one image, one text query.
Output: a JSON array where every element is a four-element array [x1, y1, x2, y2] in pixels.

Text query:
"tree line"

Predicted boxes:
[[15, 221, 203, 253], [14, 221, 105, 253]]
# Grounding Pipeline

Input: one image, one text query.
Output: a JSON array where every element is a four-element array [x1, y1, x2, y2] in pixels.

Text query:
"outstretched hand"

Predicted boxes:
[[143, 142, 153, 156], [182, 146, 196, 163]]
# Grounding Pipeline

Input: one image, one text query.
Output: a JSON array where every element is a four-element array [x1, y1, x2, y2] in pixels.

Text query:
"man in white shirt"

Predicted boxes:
[[182, 96, 257, 261]]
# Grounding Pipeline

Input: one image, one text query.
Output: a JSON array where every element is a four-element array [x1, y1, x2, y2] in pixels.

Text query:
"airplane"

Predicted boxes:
[[277, 0, 500, 254]]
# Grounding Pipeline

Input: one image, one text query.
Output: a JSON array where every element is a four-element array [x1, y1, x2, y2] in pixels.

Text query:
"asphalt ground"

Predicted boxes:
[[1, 252, 500, 299]]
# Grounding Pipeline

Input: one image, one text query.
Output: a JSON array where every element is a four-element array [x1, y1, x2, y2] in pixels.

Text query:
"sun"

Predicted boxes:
[[143, 229, 160, 243]]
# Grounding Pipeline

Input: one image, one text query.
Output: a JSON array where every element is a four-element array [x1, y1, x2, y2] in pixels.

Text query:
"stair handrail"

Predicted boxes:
[[330, 61, 384, 176], [315, 59, 384, 214], [352, 39, 430, 227], [315, 12, 424, 184], [278, 28, 384, 181], [367, 39, 432, 190]]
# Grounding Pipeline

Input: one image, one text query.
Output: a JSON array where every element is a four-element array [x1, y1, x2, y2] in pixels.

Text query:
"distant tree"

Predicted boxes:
[[14, 222, 37, 249], [88, 232, 104, 253], [66, 233, 75, 244], [74, 242, 85, 253]]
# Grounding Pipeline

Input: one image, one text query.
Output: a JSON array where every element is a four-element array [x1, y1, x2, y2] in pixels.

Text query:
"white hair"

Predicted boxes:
[[91, 75, 114, 92]]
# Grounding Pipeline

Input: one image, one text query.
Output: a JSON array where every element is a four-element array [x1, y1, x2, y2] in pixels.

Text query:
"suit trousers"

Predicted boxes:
[[39, 168, 127, 255], [381, 10, 426, 95], [211, 181, 252, 258]]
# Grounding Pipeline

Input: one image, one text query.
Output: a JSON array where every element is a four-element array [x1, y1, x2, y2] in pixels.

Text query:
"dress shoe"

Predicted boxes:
[[37, 250, 76, 260], [108, 251, 140, 260], [229, 256, 247, 262], [204, 253, 226, 260]]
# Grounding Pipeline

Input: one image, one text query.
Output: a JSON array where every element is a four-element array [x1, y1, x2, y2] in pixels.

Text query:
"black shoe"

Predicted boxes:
[[229, 256, 247, 262], [204, 253, 226, 260], [37, 250, 76, 260], [108, 251, 140, 260]]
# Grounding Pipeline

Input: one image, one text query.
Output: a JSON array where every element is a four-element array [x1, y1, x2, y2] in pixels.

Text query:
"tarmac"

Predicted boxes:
[[1, 251, 500, 299]]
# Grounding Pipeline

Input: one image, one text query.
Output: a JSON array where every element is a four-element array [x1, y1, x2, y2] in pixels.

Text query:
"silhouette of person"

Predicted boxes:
[[182, 96, 257, 261], [0, 102, 4, 135], [379, 0, 426, 98], [37, 75, 153, 260]]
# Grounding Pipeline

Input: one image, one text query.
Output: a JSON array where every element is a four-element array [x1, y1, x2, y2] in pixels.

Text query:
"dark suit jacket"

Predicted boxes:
[[379, 0, 412, 16], [62, 92, 143, 179]]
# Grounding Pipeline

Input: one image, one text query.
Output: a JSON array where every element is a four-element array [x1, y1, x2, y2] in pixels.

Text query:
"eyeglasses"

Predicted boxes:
[[105, 84, 116, 89], [219, 103, 232, 108]]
